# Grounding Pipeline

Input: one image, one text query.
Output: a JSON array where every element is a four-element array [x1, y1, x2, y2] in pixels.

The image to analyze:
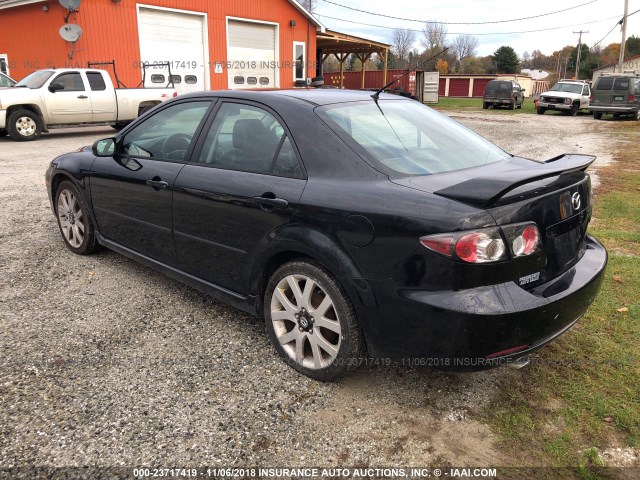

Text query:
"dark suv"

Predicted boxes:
[[483, 80, 525, 110], [589, 73, 640, 120]]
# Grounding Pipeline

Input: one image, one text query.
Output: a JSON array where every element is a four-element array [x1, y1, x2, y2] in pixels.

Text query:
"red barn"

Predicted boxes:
[[0, 0, 322, 93]]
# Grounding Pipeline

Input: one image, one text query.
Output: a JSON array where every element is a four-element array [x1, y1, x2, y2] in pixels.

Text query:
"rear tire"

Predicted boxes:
[[0, 129, 6, 137], [537, 107, 546, 115], [593, 112, 603, 120], [509, 100, 516, 110], [482, 102, 489, 110], [635, 109, 640, 121], [54, 180, 100, 255], [111, 122, 129, 131], [264, 260, 365, 381], [7, 109, 43, 141]]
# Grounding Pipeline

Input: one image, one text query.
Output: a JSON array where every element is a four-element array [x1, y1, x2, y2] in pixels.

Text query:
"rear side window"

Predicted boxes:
[[613, 78, 630, 90], [596, 77, 614, 90], [86, 72, 106, 91], [195, 103, 303, 177]]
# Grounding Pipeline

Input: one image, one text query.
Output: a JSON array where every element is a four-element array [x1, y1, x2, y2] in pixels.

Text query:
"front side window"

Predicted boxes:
[[196, 103, 303, 177], [294, 42, 305, 81], [53, 73, 85, 91], [122, 101, 210, 161], [318, 100, 510, 176]]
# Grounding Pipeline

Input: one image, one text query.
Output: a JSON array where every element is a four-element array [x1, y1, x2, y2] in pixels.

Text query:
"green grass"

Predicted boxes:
[[432, 97, 537, 114], [485, 124, 640, 477]]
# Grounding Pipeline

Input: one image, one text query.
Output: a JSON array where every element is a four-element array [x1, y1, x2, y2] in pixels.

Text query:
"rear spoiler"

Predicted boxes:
[[434, 154, 596, 208]]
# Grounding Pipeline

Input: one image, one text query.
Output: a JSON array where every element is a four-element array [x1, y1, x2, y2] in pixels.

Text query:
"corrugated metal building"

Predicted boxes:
[[0, 0, 322, 93], [592, 54, 640, 83]]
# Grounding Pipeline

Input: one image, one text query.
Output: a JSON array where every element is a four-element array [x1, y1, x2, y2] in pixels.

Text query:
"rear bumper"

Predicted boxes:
[[538, 101, 573, 110], [484, 98, 513, 104], [588, 105, 638, 113], [366, 235, 607, 369]]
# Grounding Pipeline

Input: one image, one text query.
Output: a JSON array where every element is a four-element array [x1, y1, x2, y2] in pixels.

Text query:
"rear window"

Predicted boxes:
[[485, 81, 511, 93], [613, 78, 630, 90], [318, 100, 510, 176], [596, 77, 614, 90]]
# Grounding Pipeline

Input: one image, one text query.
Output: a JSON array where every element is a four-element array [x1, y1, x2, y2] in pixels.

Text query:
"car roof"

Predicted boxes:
[[178, 88, 408, 107]]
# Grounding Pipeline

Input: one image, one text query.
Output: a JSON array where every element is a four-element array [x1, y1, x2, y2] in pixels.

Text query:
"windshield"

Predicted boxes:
[[550, 83, 583, 94], [15, 70, 54, 89], [317, 100, 510, 175]]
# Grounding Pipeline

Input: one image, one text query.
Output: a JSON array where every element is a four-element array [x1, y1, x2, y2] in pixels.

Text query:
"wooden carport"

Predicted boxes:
[[316, 29, 390, 89]]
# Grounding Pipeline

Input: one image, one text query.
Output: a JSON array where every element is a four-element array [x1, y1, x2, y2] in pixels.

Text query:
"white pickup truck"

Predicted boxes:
[[0, 68, 177, 141]]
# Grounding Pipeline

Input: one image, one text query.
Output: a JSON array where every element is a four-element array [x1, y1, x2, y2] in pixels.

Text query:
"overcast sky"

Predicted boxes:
[[312, 0, 639, 58]]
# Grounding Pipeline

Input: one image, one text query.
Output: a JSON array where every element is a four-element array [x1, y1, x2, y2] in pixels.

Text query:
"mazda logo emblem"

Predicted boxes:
[[572, 192, 581, 211]]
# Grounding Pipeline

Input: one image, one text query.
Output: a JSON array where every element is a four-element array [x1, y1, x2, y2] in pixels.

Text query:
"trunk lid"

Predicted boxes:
[[391, 154, 596, 286]]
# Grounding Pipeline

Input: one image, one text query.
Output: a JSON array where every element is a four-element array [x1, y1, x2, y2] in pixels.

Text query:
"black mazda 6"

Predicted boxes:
[[46, 90, 607, 381]]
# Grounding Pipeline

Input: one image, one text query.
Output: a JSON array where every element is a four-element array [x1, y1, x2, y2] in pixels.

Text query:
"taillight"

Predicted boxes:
[[501, 223, 541, 258], [420, 223, 541, 263], [630, 94, 635, 102], [173, 91, 178, 98], [419, 228, 508, 264]]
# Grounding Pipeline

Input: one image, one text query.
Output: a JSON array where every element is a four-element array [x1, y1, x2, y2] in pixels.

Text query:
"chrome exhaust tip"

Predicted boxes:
[[508, 356, 531, 369]]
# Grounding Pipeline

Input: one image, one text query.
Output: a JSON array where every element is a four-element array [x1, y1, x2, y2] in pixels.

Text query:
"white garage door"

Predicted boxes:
[[227, 20, 278, 90], [138, 7, 208, 94]]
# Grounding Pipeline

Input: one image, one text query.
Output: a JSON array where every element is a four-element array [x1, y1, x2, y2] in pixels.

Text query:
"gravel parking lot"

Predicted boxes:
[[0, 112, 618, 470]]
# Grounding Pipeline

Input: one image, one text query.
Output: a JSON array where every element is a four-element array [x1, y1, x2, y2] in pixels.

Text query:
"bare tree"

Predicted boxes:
[[392, 28, 417, 68], [421, 21, 448, 51], [452, 34, 479, 60], [299, 0, 315, 13]]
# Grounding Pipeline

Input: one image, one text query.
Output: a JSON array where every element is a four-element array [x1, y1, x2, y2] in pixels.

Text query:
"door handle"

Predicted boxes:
[[146, 178, 169, 190], [253, 195, 289, 210], [77, 95, 88, 99]]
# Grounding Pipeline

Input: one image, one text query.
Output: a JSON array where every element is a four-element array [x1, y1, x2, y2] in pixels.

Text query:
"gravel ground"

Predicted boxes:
[[0, 112, 620, 471]]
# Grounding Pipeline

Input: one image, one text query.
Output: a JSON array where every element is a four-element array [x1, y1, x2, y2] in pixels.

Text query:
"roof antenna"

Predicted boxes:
[[371, 47, 449, 104]]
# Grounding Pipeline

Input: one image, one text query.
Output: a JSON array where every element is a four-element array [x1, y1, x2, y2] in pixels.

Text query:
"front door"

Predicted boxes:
[[44, 71, 93, 124], [90, 100, 212, 265], [173, 101, 307, 293]]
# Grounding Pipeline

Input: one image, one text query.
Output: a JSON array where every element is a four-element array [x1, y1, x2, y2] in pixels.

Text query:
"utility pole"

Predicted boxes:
[[618, 0, 629, 72], [573, 30, 588, 79]]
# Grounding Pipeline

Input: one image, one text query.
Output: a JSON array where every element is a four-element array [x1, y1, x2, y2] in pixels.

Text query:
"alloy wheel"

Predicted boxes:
[[270, 274, 342, 370], [57, 188, 85, 248]]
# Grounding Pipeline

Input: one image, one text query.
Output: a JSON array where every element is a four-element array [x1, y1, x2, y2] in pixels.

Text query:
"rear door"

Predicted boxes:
[[85, 71, 117, 123], [611, 77, 632, 107], [44, 71, 92, 124], [593, 76, 614, 106], [90, 99, 212, 265], [172, 101, 306, 294]]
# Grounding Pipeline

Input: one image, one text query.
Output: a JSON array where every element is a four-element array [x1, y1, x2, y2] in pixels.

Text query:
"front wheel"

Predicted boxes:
[[537, 107, 546, 115], [570, 103, 579, 117], [264, 260, 365, 381], [55, 180, 100, 255], [7, 109, 43, 141]]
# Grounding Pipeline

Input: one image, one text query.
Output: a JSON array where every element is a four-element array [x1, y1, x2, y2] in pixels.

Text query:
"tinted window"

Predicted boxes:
[[196, 103, 300, 176], [86, 72, 106, 91], [151, 74, 165, 84], [185, 75, 197, 84], [596, 77, 614, 90], [170, 75, 182, 84], [582, 85, 589, 95], [613, 78, 630, 90], [53, 72, 85, 91], [247, 77, 257, 85], [259, 77, 270, 86], [234, 76, 245, 85], [122, 101, 210, 161], [319, 100, 509, 176]]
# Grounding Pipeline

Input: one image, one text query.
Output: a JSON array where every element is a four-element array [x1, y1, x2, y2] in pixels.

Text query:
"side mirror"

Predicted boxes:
[[92, 137, 116, 157], [48, 82, 64, 93]]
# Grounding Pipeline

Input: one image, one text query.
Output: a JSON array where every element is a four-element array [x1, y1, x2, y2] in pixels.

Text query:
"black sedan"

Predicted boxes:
[[45, 90, 607, 381]]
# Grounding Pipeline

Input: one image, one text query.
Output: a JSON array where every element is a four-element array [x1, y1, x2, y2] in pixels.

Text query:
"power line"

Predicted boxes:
[[315, 13, 620, 36], [318, 0, 601, 25], [592, 7, 640, 49]]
